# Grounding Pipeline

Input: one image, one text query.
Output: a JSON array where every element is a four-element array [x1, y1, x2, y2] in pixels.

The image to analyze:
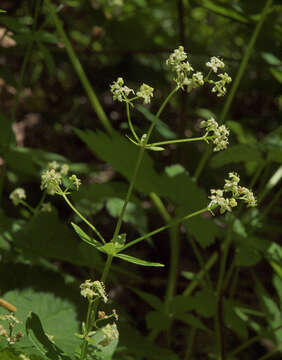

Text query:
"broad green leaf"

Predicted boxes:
[[115, 253, 164, 267], [0, 289, 80, 357], [194, 290, 216, 318], [235, 244, 262, 267], [146, 311, 171, 331], [211, 144, 262, 168], [224, 299, 248, 339], [71, 222, 101, 248], [13, 213, 103, 268], [130, 288, 163, 311], [26, 312, 69, 360], [169, 295, 195, 315]]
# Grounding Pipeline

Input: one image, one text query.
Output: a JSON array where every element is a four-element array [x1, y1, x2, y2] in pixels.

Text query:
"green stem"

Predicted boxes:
[[46, 0, 113, 134], [80, 299, 94, 360], [193, 0, 273, 181], [20, 200, 36, 214], [150, 136, 209, 147], [183, 251, 218, 296], [112, 146, 145, 241], [101, 255, 113, 283], [184, 328, 196, 360], [33, 190, 47, 217], [112, 87, 179, 241], [61, 192, 105, 244], [120, 207, 209, 252], [126, 102, 140, 142]]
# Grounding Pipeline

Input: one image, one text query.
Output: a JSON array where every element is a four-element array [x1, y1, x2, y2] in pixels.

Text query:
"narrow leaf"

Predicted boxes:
[[71, 222, 100, 248], [115, 253, 164, 267]]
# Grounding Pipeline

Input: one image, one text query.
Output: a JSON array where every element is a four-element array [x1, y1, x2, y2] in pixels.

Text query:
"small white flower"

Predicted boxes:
[[224, 172, 240, 195], [208, 189, 232, 214], [166, 46, 187, 67], [47, 161, 60, 170], [41, 169, 62, 195], [9, 188, 26, 206], [60, 164, 69, 176], [238, 186, 257, 207], [80, 280, 108, 303], [110, 77, 134, 102], [206, 56, 225, 73], [210, 72, 232, 97], [200, 118, 229, 151], [137, 83, 154, 104], [100, 323, 119, 346], [69, 174, 81, 190]]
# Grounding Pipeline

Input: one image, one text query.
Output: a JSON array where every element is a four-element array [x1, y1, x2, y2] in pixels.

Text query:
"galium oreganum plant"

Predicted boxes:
[[8, 46, 256, 360]]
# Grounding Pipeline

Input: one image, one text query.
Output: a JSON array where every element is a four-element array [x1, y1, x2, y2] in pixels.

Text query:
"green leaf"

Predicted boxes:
[[224, 299, 248, 339], [26, 312, 69, 360], [174, 313, 210, 332], [169, 295, 195, 315], [0, 112, 15, 149], [195, 0, 250, 24], [136, 105, 176, 139], [130, 288, 164, 311], [211, 144, 262, 168], [71, 222, 101, 248], [0, 289, 80, 357], [270, 67, 282, 84], [115, 253, 164, 267], [146, 311, 171, 331], [37, 42, 55, 77], [234, 244, 262, 267], [194, 290, 217, 318]]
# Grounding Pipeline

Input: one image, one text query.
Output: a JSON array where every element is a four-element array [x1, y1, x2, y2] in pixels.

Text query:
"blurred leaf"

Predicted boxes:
[[195, 0, 250, 24], [235, 244, 262, 267], [224, 299, 248, 339], [194, 289, 216, 318], [211, 144, 262, 168], [146, 311, 171, 331], [115, 253, 164, 267], [130, 288, 163, 311], [0, 112, 15, 149], [169, 295, 195, 315], [174, 313, 210, 332], [37, 42, 55, 77], [270, 68, 282, 84]]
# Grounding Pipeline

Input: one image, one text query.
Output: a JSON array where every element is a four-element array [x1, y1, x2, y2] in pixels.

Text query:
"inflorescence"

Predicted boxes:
[[208, 172, 257, 215], [200, 117, 229, 152]]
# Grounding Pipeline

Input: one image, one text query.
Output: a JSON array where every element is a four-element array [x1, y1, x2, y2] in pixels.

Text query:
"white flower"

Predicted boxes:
[[184, 71, 204, 92], [60, 164, 69, 176], [9, 188, 26, 206], [166, 46, 194, 88], [100, 323, 119, 346], [41, 169, 62, 195], [166, 46, 187, 67], [206, 56, 225, 73], [110, 77, 134, 102], [137, 83, 154, 104], [208, 189, 232, 214], [69, 174, 81, 190], [47, 161, 60, 170], [238, 186, 257, 207], [210, 72, 232, 97], [80, 280, 108, 303], [200, 118, 229, 151], [224, 172, 240, 195]]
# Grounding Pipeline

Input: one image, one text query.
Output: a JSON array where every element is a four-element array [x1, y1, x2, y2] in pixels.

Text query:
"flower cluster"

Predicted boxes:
[[100, 323, 119, 346], [208, 172, 256, 215], [210, 72, 232, 97], [110, 77, 134, 102], [200, 117, 229, 151], [166, 46, 203, 90], [206, 56, 225, 73], [0, 314, 23, 345], [80, 280, 108, 303], [9, 188, 26, 206], [110, 78, 154, 104], [136, 83, 154, 104], [40, 162, 81, 195]]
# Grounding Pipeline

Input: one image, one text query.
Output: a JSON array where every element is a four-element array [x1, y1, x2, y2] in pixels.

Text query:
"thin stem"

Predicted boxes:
[[193, 0, 273, 181], [80, 299, 94, 360], [120, 208, 209, 252], [101, 255, 113, 283], [33, 190, 47, 217], [184, 328, 196, 360], [126, 102, 140, 142], [61, 192, 105, 244], [112, 146, 145, 241], [150, 136, 209, 147], [20, 200, 36, 214], [45, 0, 113, 134], [183, 251, 218, 296]]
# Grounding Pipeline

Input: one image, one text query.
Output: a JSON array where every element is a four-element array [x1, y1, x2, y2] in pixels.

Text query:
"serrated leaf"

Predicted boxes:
[[0, 289, 80, 357], [26, 312, 69, 360], [115, 253, 164, 267], [71, 222, 100, 248], [211, 144, 262, 168]]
